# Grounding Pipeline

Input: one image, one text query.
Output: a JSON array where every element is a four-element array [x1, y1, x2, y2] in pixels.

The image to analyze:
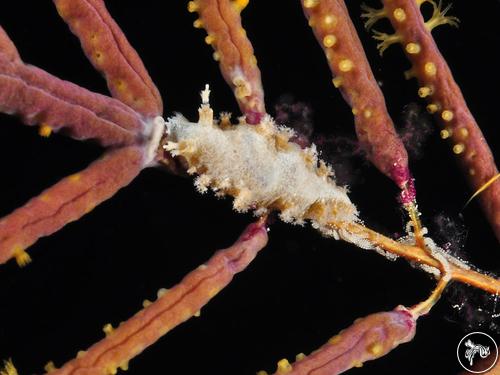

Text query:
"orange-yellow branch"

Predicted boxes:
[[341, 222, 500, 294], [53, 0, 163, 117], [190, 0, 266, 123], [0, 146, 145, 266], [47, 221, 268, 375]]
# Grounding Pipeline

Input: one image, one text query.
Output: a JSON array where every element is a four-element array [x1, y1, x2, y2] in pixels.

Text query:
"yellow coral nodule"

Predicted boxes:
[[276, 359, 292, 373], [13, 245, 31, 267], [0, 359, 18, 375], [44, 361, 57, 373], [187, 1, 198, 13], [103, 323, 114, 336], [39, 124, 53, 137], [303, 0, 319, 9], [231, 0, 249, 12]]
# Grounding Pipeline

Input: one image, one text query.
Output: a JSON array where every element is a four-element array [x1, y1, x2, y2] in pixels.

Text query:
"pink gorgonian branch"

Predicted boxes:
[[362, 0, 500, 241], [42, 220, 268, 375], [301, 0, 415, 206], [0, 0, 166, 266]]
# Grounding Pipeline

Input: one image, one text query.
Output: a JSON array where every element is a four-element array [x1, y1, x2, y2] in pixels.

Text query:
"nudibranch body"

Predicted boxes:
[[164, 86, 369, 247]]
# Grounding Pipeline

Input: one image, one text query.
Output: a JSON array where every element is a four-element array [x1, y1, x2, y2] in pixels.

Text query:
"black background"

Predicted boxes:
[[0, 1, 499, 374]]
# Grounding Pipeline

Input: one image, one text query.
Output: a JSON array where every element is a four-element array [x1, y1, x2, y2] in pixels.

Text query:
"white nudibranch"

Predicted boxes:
[[164, 86, 370, 245]]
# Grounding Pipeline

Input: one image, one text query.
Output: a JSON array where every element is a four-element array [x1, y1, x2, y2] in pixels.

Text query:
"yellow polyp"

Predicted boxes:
[[204, 34, 215, 45], [251, 55, 258, 65], [425, 0, 459, 31], [194, 309, 201, 317], [103, 323, 114, 336], [212, 52, 220, 61], [352, 360, 363, 368], [68, 173, 81, 182], [440, 129, 451, 139], [453, 143, 465, 154], [181, 309, 193, 321], [232, 0, 249, 12], [40, 193, 50, 203], [193, 19, 203, 28], [295, 353, 306, 361], [119, 362, 129, 371], [469, 168, 476, 176], [44, 361, 56, 372], [89, 33, 98, 43], [418, 86, 431, 98], [276, 359, 292, 374], [405, 42, 421, 54], [76, 351, 86, 358], [94, 51, 104, 63], [458, 128, 469, 139], [363, 109, 372, 118], [142, 299, 152, 308], [187, 1, 198, 12], [55, 3, 69, 19], [323, 15, 337, 27], [393, 8, 406, 22], [208, 287, 220, 298], [256, 371, 269, 375], [323, 34, 337, 48], [367, 342, 384, 357], [12, 245, 31, 267], [328, 334, 342, 344], [424, 62, 437, 76], [465, 173, 500, 207], [441, 110, 454, 121], [72, 20, 81, 31], [106, 365, 117, 375], [372, 30, 401, 55], [308, 18, 315, 27], [426, 103, 439, 113], [132, 96, 144, 108], [332, 76, 343, 88], [303, 0, 319, 8], [339, 59, 354, 72], [360, 4, 387, 30], [157, 288, 169, 298], [352, 108, 359, 115], [84, 203, 96, 214], [115, 79, 126, 91], [0, 359, 18, 375], [39, 124, 52, 137]]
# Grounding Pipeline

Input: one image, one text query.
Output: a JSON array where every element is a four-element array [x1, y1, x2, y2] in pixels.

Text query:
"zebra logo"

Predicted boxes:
[[458, 332, 498, 373], [465, 339, 490, 366]]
